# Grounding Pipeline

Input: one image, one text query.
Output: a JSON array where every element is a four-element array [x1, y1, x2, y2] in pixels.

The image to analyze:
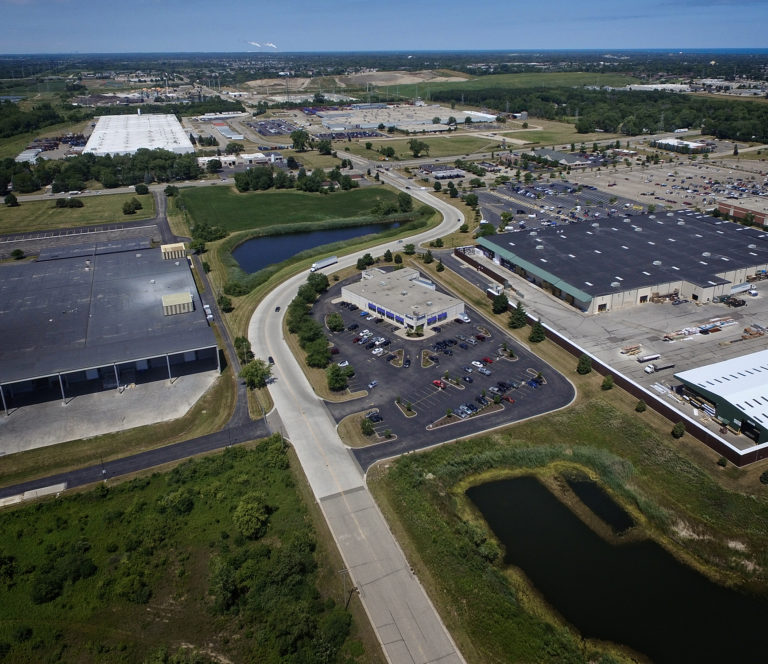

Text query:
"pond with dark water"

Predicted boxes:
[[467, 476, 768, 663], [565, 477, 635, 534], [232, 222, 399, 273]]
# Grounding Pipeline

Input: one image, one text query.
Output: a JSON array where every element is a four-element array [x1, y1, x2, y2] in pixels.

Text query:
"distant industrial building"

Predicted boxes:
[[342, 268, 465, 331], [651, 138, 711, 154], [419, 164, 466, 179], [84, 113, 194, 156], [675, 350, 768, 445], [316, 104, 495, 131], [475, 211, 768, 314], [0, 240, 218, 413]]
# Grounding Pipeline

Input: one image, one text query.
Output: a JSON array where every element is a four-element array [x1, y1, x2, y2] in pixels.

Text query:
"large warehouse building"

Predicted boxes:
[[476, 211, 768, 314], [675, 350, 768, 445], [342, 268, 465, 331], [0, 240, 218, 413], [84, 113, 195, 156]]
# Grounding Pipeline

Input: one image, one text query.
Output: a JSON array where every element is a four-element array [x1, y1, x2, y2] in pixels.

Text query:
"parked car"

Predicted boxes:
[[475, 334, 486, 341], [462, 376, 473, 383], [330, 347, 339, 355], [471, 360, 484, 368], [367, 380, 378, 390], [502, 395, 515, 404], [482, 357, 494, 364], [366, 411, 383, 423], [463, 366, 474, 373], [432, 379, 447, 389], [268, 356, 275, 365], [347, 323, 359, 331], [403, 358, 411, 368], [478, 367, 492, 376], [337, 360, 349, 367]]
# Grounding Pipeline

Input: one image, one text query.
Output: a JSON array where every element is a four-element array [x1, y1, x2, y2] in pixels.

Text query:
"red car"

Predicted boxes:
[[432, 379, 447, 389], [502, 395, 515, 404], [475, 334, 486, 341], [482, 357, 493, 364]]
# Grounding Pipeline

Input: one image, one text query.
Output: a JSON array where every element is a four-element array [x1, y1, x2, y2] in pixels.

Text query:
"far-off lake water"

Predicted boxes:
[[467, 476, 768, 663]]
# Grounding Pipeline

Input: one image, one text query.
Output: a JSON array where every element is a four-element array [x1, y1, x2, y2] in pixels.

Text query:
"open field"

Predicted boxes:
[[0, 438, 376, 664], [180, 186, 401, 232], [501, 119, 623, 148], [347, 134, 503, 160], [0, 192, 155, 235], [392, 71, 641, 98]]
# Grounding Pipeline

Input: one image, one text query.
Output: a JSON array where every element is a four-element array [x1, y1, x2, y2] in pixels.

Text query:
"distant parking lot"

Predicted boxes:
[[312, 274, 575, 469]]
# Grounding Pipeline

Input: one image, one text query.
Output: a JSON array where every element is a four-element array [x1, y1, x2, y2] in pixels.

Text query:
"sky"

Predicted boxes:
[[2, 0, 768, 54]]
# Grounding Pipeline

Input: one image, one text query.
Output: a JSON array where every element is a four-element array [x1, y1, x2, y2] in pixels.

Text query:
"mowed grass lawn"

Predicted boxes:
[[347, 134, 501, 160], [501, 119, 622, 147], [0, 192, 154, 234], [181, 186, 401, 232]]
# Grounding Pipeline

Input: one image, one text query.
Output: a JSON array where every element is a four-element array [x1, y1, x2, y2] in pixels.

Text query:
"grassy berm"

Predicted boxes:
[[0, 436, 373, 664]]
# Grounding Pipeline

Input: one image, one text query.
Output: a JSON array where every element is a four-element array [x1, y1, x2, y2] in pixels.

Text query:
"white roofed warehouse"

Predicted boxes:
[[341, 268, 465, 332], [675, 350, 768, 446], [84, 113, 195, 157]]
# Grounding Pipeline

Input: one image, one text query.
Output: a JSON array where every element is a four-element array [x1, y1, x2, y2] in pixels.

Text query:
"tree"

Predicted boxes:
[[365, 142, 373, 150], [383, 249, 393, 262], [394, 253, 403, 264], [317, 139, 332, 155], [205, 159, 222, 174], [601, 374, 614, 390], [433, 181, 442, 192], [464, 117, 472, 125], [239, 359, 271, 389], [733, 143, 739, 156], [529, 320, 545, 343], [508, 301, 527, 329], [423, 250, 434, 264], [464, 193, 479, 208], [672, 421, 686, 439], [403, 243, 415, 255], [432, 116, 441, 124], [408, 138, 429, 158], [327, 364, 350, 391], [217, 294, 233, 313], [361, 418, 375, 436], [459, 223, 469, 233], [492, 293, 509, 314], [326, 312, 344, 332], [635, 400, 647, 413], [10, 248, 25, 260], [436, 259, 445, 272], [122, 198, 142, 215], [164, 185, 178, 196], [447, 116, 457, 125], [189, 239, 206, 254], [135, 183, 149, 194], [233, 336, 253, 364], [307, 271, 330, 294], [4, 192, 19, 207], [233, 492, 270, 539], [225, 142, 244, 154], [290, 129, 310, 152], [576, 354, 592, 375], [397, 192, 413, 212]]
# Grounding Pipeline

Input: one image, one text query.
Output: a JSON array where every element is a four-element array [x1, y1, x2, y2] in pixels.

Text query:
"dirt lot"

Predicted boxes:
[[244, 70, 468, 92]]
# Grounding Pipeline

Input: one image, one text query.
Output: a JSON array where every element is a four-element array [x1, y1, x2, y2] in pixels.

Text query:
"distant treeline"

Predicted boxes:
[[1, 148, 202, 194], [0, 101, 62, 139], [430, 86, 768, 142]]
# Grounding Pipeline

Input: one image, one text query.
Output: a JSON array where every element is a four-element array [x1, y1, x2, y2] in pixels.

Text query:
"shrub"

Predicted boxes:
[[528, 320, 545, 343], [361, 418, 374, 436], [576, 354, 592, 375], [134, 183, 149, 195], [217, 295, 233, 313], [233, 492, 270, 539], [671, 421, 686, 439], [759, 471, 768, 485], [601, 375, 614, 391], [635, 400, 647, 413], [717, 456, 728, 468], [10, 249, 25, 260]]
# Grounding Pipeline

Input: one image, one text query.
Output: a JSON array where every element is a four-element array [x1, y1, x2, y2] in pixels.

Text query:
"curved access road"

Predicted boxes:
[[248, 187, 465, 664]]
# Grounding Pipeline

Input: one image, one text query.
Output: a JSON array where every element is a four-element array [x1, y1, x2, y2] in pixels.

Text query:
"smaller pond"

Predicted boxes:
[[467, 476, 768, 664], [565, 477, 635, 534], [232, 222, 400, 274]]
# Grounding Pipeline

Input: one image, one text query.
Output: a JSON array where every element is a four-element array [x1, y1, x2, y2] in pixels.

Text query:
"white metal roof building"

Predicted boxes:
[[675, 349, 768, 445], [84, 113, 195, 156], [341, 268, 464, 331]]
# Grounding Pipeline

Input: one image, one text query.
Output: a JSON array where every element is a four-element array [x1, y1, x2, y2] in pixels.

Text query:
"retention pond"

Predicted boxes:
[[232, 222, 399, 273], [467, 475, 768, 663]]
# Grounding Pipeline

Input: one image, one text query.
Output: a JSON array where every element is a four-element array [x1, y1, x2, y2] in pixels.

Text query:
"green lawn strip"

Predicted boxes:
[[0, 192, 155, 234], [346, 135, 503, 160], [179, 186, 401, 233], [0, 438, 373, 664]]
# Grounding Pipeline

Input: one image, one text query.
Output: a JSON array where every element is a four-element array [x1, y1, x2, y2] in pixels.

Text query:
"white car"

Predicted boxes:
[[372, 347, 384, 356], [471, 360, 484, 368], [337, 360, 349, 367]]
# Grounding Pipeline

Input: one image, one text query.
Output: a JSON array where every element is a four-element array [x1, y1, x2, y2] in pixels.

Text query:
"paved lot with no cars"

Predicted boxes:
[[312, 274, 575, 469]]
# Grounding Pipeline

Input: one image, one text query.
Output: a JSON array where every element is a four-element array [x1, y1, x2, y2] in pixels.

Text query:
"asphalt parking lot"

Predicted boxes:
[[312, 274, 575, 469]]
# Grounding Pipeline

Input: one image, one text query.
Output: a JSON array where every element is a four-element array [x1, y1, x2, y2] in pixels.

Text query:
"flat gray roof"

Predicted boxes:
[[479, 211, 768, 298], [343, 268, 461, 319], [0, 241, 216, 385]]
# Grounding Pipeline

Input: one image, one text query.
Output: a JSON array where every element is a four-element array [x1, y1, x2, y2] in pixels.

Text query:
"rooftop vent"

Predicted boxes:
[[652, 260, 662, 266], [702, 252, 711, 257], [611, 281, 621, 288]]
